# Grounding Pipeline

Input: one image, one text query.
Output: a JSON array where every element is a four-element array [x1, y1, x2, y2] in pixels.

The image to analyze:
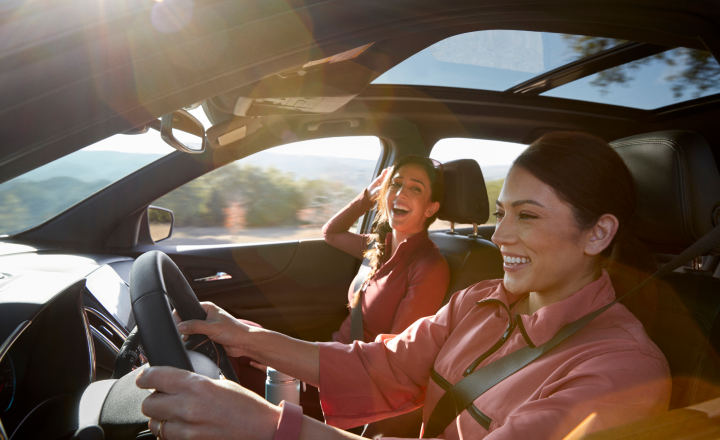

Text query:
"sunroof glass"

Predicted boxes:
[[372, 31, 625, 91], [542, 48, 720, 109]]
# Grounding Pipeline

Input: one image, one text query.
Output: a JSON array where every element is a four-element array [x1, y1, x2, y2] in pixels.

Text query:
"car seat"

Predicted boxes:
[[610, 130, 720, 409], [429, 159, 505, 304]]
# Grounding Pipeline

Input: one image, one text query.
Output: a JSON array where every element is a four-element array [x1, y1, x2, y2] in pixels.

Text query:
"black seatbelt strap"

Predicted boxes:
[[423, 223, 720, 438], [350, 258, 372, 342]]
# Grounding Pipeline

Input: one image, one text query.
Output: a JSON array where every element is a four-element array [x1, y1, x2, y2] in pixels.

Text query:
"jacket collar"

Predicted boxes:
[[485, 271, 616, 347], [382, 230, 430, 266]]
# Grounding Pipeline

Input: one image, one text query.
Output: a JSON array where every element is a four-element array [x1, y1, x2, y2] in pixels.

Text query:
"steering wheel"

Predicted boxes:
[[129, 250, 239, 383]]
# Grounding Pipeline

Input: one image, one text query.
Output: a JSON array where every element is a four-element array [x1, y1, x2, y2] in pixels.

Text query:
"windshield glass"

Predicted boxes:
[[0, 127, 177, 236]]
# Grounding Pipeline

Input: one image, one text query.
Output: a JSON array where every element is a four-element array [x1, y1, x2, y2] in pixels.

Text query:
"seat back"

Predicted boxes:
[[430, 159, 504, 304], [611, 130, 720, 409]]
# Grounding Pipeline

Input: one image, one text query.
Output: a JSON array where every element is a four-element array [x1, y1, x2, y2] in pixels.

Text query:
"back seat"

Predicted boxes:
[[610, 130, 720, 409], [429, 159, 504, 304]]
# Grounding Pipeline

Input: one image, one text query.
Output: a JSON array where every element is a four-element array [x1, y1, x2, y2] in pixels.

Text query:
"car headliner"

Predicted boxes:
[[0, 0, 719, 185]]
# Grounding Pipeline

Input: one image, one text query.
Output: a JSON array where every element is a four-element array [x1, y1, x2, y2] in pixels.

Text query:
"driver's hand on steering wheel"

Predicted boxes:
[[172, 302, 258, 358], [137, 366, 282, 440]]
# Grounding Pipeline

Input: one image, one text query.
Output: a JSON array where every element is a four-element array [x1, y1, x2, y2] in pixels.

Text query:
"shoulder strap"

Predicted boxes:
[[350, 258, 372, 342], [423, 223, 720, 438]]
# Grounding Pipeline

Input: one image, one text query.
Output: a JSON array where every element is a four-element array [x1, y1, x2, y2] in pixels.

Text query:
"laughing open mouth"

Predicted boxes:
[[392, 203, 410, 216]]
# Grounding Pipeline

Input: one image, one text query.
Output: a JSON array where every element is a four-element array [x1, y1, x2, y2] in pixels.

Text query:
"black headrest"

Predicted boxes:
[[610, 130, 720, 252], [437, 159, 489, 225]]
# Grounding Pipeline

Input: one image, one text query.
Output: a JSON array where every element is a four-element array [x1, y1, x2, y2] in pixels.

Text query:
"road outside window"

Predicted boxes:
[[154, 136, 382, 246], [429, 138, 527, 230]]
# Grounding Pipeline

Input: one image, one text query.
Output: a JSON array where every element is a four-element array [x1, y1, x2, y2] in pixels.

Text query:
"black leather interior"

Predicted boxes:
[[611, 130, 720, 409], [430, 233, 504, 304], [610, 130, 720, 254], [430, 159, 504, 304], [437, 159, 490, 225]]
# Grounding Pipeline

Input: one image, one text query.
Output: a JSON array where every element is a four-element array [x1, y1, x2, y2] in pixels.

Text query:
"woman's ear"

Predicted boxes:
[[584, 214, 619, 256], [425, 201, 440, 218]]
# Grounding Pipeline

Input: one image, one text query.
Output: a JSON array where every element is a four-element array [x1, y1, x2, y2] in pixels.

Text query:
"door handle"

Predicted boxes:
[[194, 272, 232, 282]]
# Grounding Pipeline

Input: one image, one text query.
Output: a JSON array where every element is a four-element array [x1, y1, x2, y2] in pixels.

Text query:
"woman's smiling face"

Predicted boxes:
[[491, 166, 597, 296], [385, 163, 439, 235]]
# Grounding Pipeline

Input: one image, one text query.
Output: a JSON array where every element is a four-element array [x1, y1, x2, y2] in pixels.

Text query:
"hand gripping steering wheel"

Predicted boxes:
[[129, 250, 239, 382]]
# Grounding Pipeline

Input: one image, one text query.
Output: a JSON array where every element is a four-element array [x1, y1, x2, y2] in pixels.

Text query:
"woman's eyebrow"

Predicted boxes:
[[409, 178, 426, 188], [495, 200, 544, 208], [511, 199, 544, 208]]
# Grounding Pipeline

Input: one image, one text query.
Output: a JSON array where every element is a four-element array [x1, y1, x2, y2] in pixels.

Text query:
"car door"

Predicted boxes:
[[148, 136, 385, 342]]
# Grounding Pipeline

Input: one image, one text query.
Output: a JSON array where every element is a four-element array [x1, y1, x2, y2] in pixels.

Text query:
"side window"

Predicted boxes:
[[429, 138, 527, 229], [154, 136, 383, 246]]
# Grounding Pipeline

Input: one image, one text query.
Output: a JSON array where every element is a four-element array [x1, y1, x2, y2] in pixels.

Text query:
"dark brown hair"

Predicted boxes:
[[351, 155, 444, 307], [512, 132, 656, 297]]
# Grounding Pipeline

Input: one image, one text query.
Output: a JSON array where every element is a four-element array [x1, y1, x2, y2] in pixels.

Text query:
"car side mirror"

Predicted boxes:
[[148, 206, 174, 242], [161, 109, 206, 154]]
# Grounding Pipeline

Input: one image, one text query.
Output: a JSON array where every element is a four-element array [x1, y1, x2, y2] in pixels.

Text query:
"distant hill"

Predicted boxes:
[[12, 148, 506, 203], [479, 165, 510, 181], [15, 151, 166, 183], [237, 152, 377, 193]]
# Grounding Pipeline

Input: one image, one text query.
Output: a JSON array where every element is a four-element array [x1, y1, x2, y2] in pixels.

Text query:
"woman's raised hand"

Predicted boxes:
[[366, 167, 392, 201], [175, 302, 255, 358]]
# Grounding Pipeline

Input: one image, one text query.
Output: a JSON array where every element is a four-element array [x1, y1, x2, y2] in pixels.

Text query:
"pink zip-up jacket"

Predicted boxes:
[[318, 271, 671, 439], [323, 190, 450, 344]]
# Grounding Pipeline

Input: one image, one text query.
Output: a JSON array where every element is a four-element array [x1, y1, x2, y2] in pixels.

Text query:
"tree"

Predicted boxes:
[[560, 35, 720, 99]]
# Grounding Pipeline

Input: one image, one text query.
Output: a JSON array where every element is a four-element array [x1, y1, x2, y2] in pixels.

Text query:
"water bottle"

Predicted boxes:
[[265, 367, 300, 406]]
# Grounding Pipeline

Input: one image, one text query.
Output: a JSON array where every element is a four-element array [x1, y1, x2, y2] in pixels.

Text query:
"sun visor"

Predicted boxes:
[[213, 44, 375, 117]]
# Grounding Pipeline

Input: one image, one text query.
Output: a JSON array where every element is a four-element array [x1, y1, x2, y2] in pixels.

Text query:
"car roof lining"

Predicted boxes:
[[1, 1, 719, 186]]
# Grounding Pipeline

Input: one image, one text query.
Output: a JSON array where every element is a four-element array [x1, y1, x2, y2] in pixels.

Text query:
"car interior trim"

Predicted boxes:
[[84, 307, 129, 340], [0, 418, 7, 440], [8, 396, 61, 440], [81, 301, 96, 383], [0, 321, 31, 364], [90, 327, 120, 356]]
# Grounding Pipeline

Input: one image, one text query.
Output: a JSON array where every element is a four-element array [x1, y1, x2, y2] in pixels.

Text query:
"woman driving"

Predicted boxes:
[[323, 155, 450, 343], [137, 132, 671, 440]]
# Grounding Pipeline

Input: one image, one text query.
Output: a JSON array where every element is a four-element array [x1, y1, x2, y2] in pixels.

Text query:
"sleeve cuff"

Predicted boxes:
[[273, 401, 303, 440]]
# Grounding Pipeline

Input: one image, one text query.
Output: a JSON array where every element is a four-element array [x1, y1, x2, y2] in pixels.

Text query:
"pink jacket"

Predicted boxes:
[[323, 191, 450, 344], [318, 272, 671, 439]]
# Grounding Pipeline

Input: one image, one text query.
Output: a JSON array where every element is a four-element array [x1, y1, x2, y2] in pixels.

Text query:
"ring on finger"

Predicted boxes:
[[157, 419, 167, 440]]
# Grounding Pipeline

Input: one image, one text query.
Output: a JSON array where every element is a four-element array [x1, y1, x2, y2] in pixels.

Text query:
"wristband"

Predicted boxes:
[[273, 401, 303, 440]]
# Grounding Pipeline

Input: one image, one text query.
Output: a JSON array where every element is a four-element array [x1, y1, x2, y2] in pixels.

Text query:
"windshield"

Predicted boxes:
[[0, 126, 180, 236]]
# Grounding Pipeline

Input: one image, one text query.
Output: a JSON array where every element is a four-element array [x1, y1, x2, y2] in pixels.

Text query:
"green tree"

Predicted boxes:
[[561, 35, 720, 99]]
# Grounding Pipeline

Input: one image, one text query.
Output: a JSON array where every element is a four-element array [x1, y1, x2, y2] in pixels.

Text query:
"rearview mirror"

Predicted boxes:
[[161, 109, 206, 154], [148, 206, 174, 242]]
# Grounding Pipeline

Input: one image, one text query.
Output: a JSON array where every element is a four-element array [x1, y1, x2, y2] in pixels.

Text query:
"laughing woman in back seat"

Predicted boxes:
[[138, 133, 672, 440], [323, 155, 450, 343]]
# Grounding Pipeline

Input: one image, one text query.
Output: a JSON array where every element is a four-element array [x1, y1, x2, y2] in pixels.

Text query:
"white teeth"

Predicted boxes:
[[504, 256, 530, 265]]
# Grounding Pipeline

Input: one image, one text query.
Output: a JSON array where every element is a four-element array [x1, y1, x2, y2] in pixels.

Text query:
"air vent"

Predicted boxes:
[[85, 308, 126, 351]]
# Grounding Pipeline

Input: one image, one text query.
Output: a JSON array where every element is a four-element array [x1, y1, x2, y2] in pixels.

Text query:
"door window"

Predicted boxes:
[[430, 138, 527, 229], [153, 136, 383, 246]]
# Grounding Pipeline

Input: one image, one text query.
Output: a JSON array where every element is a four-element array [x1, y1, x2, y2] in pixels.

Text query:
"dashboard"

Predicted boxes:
[[0, 243, 142, 439]]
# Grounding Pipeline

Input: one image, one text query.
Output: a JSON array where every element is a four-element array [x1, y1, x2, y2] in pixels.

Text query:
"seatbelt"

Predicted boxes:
[[350, 258, 372, 342], [423, 223, 720, 438]]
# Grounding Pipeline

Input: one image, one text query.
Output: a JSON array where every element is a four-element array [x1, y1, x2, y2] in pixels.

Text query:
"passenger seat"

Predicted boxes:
[[430, 159, 504, 304], [610, 130, 720, 409]]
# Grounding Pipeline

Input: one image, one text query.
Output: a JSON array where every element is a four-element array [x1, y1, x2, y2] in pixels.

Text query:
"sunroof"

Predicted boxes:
[[372, 31, 625, 91], [542, 48, 720, 109]]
